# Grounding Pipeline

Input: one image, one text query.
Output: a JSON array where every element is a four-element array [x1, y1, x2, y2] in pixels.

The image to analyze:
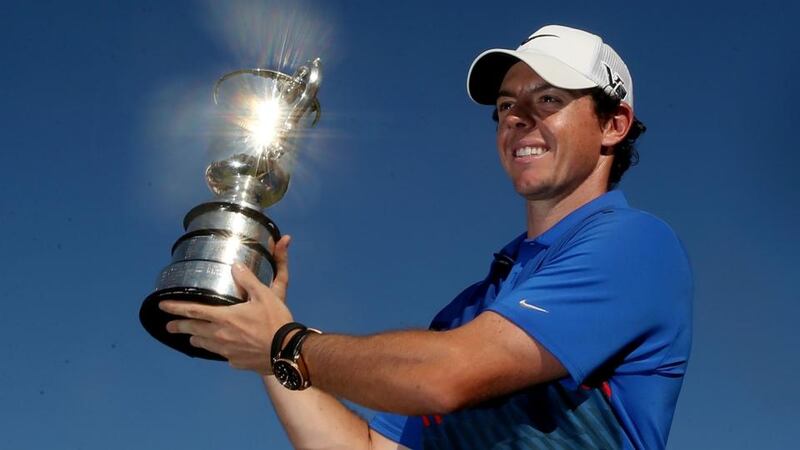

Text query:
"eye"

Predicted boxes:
[[497, 100, 514, 111], [538, 95, 561, 104]]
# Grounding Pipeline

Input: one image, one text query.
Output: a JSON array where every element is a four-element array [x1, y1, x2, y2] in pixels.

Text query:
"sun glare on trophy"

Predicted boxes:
[[137, 0, 335, 218], [211, 63, 321, 169], [243, 97, 284, 151]]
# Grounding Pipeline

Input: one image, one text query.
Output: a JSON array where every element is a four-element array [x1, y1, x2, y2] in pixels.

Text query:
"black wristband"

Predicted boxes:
[[271, 322, 306, 362], [280, 328, 309, 360]]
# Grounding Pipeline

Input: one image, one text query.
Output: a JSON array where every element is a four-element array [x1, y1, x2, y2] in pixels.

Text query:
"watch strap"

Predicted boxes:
[[271, 322, 306, 362], [282, 327, 322, 360], [280, 327, 310, 360]]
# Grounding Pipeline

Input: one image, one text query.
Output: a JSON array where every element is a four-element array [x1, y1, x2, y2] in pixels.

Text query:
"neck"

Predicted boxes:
[[525, 184, 609, 239]]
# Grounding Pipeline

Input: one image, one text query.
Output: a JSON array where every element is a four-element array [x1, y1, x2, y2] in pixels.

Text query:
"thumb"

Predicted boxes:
[[271, 235, 291, 301], [231, 262, 265, 301]]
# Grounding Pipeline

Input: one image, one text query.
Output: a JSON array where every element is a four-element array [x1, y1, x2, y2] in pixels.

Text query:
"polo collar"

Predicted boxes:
[[531, 190, 629, 247]]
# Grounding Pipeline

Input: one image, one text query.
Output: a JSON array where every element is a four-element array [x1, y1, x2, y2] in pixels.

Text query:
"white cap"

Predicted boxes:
[[467, 25, 634, 109]]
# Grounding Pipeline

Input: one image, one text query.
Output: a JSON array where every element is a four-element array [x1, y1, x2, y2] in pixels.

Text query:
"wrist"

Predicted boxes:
[[271, 323, 322, 391]]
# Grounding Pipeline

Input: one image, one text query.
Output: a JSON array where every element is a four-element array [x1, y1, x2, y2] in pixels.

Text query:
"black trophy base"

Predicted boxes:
[[139, 287, 244, 361]]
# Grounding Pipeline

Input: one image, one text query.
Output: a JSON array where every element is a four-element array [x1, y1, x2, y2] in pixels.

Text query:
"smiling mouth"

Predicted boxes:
[[514, 146, 549, 158]]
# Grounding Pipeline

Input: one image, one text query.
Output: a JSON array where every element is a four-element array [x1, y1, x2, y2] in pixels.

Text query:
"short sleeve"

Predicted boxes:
[[486, 210, 692, 385], [369, 412, 422, 449]]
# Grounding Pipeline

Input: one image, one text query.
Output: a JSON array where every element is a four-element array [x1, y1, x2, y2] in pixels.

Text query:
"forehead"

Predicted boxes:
[[496, 61, 591, 104], [499, 61, 548, 92]]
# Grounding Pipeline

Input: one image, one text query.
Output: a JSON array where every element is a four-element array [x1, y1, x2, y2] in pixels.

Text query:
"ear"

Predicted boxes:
[[601, 102, 634, 148]]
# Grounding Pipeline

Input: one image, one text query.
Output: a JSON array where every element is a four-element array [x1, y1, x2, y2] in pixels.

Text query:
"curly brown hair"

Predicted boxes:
[[589, 88, 645, 189]]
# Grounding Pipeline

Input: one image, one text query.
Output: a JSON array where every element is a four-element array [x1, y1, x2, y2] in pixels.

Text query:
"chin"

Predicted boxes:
[[512, 176, 544, 195], [514, 185, 549, 200], [514, 178, 567, 201], [519, 192, 550, 201]]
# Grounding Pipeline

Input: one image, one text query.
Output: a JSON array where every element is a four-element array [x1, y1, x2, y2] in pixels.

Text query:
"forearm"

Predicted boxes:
[[302, 330, 466, 415], [160, 254, 410, 448], [262, 375, 373, 450]]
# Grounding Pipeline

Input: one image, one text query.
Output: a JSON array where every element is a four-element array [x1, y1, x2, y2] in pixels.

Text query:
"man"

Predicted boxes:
[[159, 25, 692, 449]]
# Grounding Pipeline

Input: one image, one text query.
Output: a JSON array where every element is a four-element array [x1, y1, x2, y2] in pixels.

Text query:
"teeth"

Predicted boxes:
[[514, 146, 548, 157]]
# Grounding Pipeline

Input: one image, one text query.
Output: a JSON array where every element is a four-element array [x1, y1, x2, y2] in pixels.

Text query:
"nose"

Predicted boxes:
[[504, 106, 534, 130]]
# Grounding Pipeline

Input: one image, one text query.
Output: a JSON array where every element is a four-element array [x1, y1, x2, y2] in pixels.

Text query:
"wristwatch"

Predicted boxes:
[[272, 325, 321, 390]]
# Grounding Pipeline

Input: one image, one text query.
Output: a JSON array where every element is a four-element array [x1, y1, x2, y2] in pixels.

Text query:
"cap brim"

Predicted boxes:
[[467, 49, 598, 105]]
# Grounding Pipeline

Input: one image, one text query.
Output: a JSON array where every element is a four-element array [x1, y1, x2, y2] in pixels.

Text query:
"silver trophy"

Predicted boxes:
[[140, 59, 322, 360]]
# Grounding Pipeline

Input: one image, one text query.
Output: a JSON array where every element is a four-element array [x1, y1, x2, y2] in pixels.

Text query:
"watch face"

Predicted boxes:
[[274, 360, 303, 390]]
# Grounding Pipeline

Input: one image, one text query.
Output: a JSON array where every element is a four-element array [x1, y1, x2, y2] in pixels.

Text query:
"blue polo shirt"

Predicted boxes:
[[369, 191, 693, 450]]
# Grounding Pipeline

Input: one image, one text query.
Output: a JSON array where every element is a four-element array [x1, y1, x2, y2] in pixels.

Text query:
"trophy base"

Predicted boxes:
[[140, 200, 280, 360], [140, 287, 243, 360]]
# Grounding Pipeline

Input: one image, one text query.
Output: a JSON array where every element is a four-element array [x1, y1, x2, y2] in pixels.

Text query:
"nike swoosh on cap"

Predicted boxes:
[[519, 33, 559, 46], [519, 299, 549, 313]]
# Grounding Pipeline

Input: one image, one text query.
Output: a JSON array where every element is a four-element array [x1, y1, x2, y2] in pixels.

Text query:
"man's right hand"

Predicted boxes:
[[159, 235, 295, 374]]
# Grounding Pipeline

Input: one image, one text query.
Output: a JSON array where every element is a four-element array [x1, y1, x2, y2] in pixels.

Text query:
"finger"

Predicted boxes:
[[166, 319, 215, 337], [188, 335, 225, 356], [159, 300, 221, 322], [231, 262, 267, 301], [271, 235, 291, 301]]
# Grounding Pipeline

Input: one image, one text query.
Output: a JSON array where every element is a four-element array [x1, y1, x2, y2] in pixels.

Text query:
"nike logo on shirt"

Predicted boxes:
[[519, 299, 549, 313]]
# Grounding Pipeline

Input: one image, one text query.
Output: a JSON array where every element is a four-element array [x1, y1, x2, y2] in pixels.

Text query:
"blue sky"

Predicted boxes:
[[1, 0, 798, 448]]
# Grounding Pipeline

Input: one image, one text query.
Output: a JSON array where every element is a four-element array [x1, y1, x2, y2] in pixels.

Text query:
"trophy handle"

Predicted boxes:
[[285, 58, 322, 126]]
